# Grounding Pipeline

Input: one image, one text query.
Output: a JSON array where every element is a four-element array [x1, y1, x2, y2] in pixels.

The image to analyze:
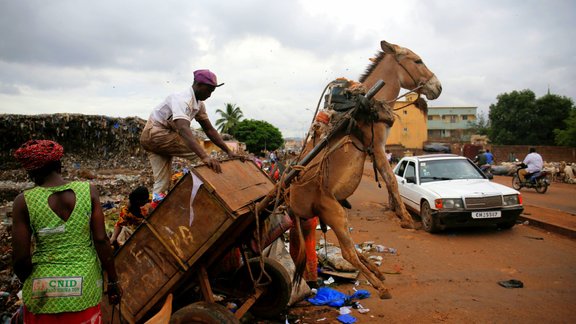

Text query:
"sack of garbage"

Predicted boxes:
[[317, 245, 357, 272]]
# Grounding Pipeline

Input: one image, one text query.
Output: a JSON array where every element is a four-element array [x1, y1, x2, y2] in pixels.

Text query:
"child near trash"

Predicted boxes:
[[109, 186, 151, 248]]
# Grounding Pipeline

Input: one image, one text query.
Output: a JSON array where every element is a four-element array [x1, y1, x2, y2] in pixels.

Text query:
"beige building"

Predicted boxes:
[[386, 93, 428, 148]]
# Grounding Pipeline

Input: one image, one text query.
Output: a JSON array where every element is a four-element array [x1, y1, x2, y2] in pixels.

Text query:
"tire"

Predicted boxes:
[[233, 257, 292, 319], [420, 201, 439, 233], [511, 175, 522, 190], [170, 301, 239, 324], [535, 179, 548, 194]]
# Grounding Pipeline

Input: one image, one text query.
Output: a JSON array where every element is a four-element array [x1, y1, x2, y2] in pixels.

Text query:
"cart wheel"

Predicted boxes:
[[234, 257, 292, 319], [170, 301, 239, 324]]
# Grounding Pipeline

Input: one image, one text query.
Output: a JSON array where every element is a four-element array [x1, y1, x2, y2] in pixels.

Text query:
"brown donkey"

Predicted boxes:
[[288, 40, 442, 299]]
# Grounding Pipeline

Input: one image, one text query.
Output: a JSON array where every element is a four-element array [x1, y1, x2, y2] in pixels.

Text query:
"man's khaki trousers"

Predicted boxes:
[[140, 118, 200, 194]]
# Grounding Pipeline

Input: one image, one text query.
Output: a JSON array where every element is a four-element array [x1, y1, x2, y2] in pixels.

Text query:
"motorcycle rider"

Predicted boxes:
[[474, 149, 487, 167], [519, 147, 543, 183], [484, 149, 494, 165]]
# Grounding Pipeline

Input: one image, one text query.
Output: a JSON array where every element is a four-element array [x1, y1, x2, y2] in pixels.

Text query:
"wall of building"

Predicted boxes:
[[386, 97, 428, 148], [427, 106, 477, 141], [490, 145, 576, 163]]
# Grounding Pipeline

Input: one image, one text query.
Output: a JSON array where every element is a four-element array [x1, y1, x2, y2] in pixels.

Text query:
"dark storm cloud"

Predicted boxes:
[[0, 1, 199, 70]]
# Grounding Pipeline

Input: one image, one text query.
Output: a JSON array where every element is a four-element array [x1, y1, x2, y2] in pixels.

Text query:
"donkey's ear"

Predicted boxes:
[[381, 40, 395, 54]]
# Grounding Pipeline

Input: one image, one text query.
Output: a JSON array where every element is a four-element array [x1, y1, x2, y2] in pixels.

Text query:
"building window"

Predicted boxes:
[[403, 110, 408, 115], [462, 115, 468, 120], [427, 116, 433, 120], [450, 116, 456, 123]]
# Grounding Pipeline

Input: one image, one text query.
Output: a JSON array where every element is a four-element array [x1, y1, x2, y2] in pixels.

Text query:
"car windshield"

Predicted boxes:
[[419, 159, 484, 183]]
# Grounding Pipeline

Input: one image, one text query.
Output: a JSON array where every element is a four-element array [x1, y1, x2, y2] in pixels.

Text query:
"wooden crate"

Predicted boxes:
[[102, 159, 275, 323]]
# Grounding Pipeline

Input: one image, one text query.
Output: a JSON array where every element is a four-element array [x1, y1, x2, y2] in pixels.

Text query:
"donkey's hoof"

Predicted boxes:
[[378, 288, 392, 299], [400, 220, 416, 229]]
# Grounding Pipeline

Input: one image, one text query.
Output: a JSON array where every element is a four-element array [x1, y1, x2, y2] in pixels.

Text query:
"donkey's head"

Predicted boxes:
[[380, 40, 442, 100]]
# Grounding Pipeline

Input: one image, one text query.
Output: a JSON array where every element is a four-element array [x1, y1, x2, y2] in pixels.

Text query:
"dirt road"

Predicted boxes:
[[491, 175, 576, 215], [288, 169, 576, 323]]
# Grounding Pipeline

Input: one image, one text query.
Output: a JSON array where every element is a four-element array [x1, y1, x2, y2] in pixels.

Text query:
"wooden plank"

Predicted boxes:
[[197, 266, 215, 303], [193, 159, 275, 212], [234, 287, 263, 319]]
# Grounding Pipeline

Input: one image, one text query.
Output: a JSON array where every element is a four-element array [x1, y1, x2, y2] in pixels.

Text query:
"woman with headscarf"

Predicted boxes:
[[11, 139, 121, 323]]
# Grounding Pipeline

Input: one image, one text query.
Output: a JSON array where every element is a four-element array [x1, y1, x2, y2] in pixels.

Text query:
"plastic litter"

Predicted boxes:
[[324, 277, 335, 285], [337, 314, 357, 323], [308, 287, 371, 307], [375, 245, 397, 254], [226, 302, 238, 312], [339, 306, 352, 315], [498, 279, 524, 288]]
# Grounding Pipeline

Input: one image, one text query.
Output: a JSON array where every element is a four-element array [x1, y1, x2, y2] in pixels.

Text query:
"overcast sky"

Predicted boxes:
[[1, 0, 574, 138]]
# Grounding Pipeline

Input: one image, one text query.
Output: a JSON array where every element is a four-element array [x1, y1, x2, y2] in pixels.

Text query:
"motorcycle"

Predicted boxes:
[[512, 164, 550, 194], [479, 164, 494, 180]]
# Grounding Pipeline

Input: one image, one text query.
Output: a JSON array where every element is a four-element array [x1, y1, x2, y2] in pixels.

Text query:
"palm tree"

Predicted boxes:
[[215, 103, 244, 135]]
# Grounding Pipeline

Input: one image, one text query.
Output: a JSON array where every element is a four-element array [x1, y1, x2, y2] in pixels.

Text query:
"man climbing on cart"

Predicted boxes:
[[140, 69, 241, 197]]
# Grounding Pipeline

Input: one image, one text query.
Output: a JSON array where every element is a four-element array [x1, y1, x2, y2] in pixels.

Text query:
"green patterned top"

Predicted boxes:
[[22, 181, 103, 314]]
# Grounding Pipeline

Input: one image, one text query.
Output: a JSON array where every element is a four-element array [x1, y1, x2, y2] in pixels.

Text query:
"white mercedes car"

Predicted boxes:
[[393, 154, 523, 233]]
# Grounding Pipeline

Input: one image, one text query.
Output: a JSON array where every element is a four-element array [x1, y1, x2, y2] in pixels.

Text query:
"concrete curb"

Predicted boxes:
[[518, 214, 576, 239]]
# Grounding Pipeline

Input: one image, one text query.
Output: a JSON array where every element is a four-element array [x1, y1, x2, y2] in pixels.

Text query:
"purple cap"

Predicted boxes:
[[193, 69, 224, 87]]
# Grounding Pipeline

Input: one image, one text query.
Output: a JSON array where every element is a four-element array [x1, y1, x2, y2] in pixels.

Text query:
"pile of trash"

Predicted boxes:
[[299, 237, 401, 323]]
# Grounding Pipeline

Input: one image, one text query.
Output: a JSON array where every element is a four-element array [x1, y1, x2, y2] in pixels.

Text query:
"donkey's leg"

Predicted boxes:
[[378, 157, 416, 229], [358, 253, 386, 281], [371, 126, 415, 229], [318, 199, 392, 299]]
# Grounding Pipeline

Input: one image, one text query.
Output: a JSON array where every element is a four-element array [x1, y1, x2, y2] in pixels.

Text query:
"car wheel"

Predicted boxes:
[[420, 201, 439, 233], [511, 175, 522, 190]]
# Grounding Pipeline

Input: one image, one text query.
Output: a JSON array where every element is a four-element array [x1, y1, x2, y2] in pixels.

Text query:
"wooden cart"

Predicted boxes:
[[102, 159, 291, 323]]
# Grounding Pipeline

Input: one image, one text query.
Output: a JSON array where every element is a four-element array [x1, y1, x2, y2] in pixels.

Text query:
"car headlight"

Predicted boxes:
[[503, 194, 520, 206], [435, 198, 464, 209]]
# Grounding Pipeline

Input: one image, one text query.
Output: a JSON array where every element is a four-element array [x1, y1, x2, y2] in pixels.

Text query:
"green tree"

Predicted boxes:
[[535, 93, 574, 144], [215, 103, 243, 135], [488, 90, 573, 145], [467, 113, 490, 135], [234, 119, 284, 154], [554, 108, 576, 146]]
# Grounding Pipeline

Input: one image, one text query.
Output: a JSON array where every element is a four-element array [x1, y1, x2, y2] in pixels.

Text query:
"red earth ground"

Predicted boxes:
[[286, 164, 576, 324]]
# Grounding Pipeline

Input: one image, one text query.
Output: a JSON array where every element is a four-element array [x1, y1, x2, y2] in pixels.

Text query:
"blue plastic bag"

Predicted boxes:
[[337, 314, 357, 323], [307, 287, 371, 307]]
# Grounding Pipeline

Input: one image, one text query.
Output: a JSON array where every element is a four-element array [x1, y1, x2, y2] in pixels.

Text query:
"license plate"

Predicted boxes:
[[472, 211, 501, 219]]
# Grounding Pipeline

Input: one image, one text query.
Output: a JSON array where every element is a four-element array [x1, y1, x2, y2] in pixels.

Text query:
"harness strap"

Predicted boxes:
[[371, 152, 382, 188]]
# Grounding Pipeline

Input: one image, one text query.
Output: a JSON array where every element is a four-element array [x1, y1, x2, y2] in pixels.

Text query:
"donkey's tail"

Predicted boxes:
[[291, 213, 306, 288]]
